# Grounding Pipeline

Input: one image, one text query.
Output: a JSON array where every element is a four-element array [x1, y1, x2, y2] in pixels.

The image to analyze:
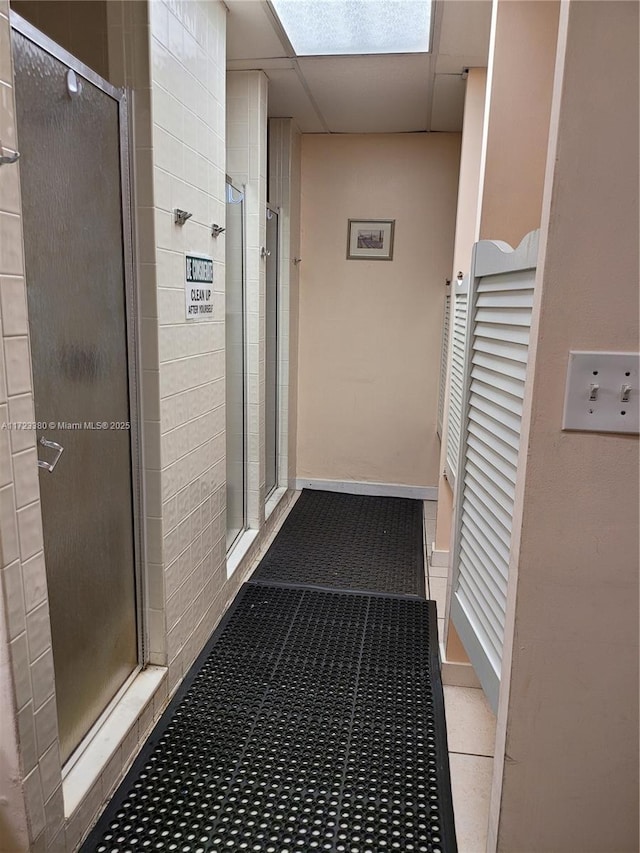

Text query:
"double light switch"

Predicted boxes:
[[563, 352, 639, 434]]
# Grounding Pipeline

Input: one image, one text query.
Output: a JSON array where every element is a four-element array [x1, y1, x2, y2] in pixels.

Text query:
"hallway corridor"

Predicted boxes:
[[0, 2, 636, 850], [82, 491, 457, 853]]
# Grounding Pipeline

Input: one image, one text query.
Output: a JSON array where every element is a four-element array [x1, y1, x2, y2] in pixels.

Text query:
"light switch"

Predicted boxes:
[[563, 351, 639, 434]]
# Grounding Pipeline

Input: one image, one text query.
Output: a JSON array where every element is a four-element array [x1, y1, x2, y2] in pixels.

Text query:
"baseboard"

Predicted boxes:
[[440, 657, 481, 689], [294, 478, 438, 501], [430, 546, 450, 568]]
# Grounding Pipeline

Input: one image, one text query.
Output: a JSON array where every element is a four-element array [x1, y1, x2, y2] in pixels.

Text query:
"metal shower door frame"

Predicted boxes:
[[225, 177, 248, 552], [265, 201, 280, 499], [10, 12, 147, 669]]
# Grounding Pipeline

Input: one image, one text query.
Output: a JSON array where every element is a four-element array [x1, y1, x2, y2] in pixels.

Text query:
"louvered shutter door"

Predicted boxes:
[[444, 276, 470, 487], [436, 288, 451, 438], [451, 233, 539, 711]]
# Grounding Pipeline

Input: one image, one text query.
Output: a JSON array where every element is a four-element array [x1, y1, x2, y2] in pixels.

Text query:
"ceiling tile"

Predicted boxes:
[[266, 68, 326, 133], [297, 54, 432, 133], [226, 0, 289, 61], [438, 0, 492, 58], [225, 0, 491, 135]]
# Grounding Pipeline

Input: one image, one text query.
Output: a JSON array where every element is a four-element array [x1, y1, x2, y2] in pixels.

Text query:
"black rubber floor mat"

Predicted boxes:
[[250, 489, 426, 597], [83, 584, 456, 853]]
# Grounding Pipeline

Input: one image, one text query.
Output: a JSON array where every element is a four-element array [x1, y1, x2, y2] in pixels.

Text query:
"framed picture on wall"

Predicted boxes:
[[347, 219, 395, 261]]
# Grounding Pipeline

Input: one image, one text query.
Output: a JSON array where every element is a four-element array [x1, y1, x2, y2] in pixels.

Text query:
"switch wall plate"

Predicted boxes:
[[562, 351, 639, 434]]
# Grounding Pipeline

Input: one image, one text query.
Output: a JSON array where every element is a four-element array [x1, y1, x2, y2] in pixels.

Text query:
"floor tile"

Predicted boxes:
[[448, 752, 493, 852], [444, 685, 496, 756], [429, 575, 448, 615]]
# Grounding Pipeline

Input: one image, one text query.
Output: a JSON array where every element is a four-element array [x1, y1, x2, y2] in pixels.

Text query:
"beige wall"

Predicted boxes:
[[297, 133, 460, 489], [479, 0, 559, 246], [434, 67, 487, 554], [452, 68, 488, 277], [490, 2, 639, 849]]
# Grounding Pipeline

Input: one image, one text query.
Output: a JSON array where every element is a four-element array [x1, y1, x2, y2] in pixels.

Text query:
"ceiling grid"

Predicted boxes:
[[225, 0, 492, 133]]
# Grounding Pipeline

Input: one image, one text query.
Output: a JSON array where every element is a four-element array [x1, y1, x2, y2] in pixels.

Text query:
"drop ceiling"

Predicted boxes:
[[225, 0, 492, 133]]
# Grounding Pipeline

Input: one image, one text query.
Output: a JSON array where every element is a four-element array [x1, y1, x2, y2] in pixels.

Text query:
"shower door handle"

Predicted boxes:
[[37, 437, 64, 472]]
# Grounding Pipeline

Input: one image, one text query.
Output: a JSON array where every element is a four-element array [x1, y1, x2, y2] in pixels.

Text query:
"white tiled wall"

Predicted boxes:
[[141, 0, 229, 690], [226, 70, 268, 528]]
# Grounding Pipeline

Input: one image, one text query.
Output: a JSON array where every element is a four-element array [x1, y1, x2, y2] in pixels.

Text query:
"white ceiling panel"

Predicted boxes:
[[265, 68, 327, 132], [298, 54, 432, 133], [430, 73, 467, 132], [438, 0, 492, 58], [226, 0, 289, 61]]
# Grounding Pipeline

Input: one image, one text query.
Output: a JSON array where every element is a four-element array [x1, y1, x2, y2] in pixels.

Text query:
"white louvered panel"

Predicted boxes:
[[444, 278, 469, 487], [437, 290, 451, 438], [474, 322, 530, 346], [473, 350, 527, 383], [463, 473, 512, 537], [470, 379, 523, 420], [456, 562, 502, 661], [476, 269, 536, 292], [467, 413, 520, 470], [475, 290, 534, 307], [459, 535, 508, 604], [474, 339, 528, 370], [458, 547, 506, 637], [471, 362, 525, 399], [465, 455, 514, 513], [451, 232, 539, 712], [466, 437, 517, 496], [461, 498, 510, 568], [467, 402, 520, 452], [457, 569, 504, 652]]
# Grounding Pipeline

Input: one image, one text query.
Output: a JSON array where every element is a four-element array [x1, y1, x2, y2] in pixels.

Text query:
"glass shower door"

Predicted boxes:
[[225, 182, 246, 550], [265, 206, 279, 497], [12, 24, 138, 764]]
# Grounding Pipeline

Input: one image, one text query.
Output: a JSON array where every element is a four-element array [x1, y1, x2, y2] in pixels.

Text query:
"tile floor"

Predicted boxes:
[[424, 501, 496, 852]]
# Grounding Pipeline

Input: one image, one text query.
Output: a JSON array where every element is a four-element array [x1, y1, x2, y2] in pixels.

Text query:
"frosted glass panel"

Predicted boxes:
[[271, 0, 432, 56], [13, 30, 137, 764], [225, 184, 246, 550], [265, 208, 279, 497]]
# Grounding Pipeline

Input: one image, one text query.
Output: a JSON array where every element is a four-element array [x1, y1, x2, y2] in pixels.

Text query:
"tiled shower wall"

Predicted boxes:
[[141, 0, 230, 689]]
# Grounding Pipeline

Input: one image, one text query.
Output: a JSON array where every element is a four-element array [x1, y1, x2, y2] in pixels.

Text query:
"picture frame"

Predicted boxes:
[[347, 219, 395, 261]]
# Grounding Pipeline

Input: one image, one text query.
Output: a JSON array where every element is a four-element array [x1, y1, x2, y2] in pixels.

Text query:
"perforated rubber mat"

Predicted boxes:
[[250, 489, 426, 597], [83, 584, 456, 853]]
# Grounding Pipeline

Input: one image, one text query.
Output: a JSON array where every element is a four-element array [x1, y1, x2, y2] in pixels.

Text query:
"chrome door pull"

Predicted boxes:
[[38, 437, 64, 472], [0, 141, 20, 166]]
